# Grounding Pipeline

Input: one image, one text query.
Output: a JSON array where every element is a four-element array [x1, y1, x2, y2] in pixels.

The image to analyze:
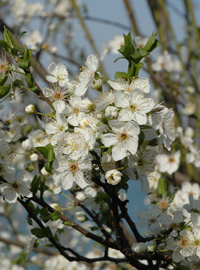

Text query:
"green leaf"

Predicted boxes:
[[115, 71, 128, 79], [30, 175, 41, 195], [123, 32, 134, 50], [117, 32, 135, 59], [3, 27, 15, 49], [31, 228, 45, 239], [64, 221, 73, 226], [25, 73, 35, 88], [30, 86, 39, 93], [43, 226, 53, 237], [139, 131, 145, 145], [23, 45, 33, 61], [18, 59, 30, 70], [0, 40, 10, 50], [158, 178, 167, 195], [0, 84, 11, 99], [90, 226, 99, 231], [16, 31, 27, 45], [44, 161, 52, 173], [40, 207, 50, 222], [118, 45, 132, 59], [131, 62, 144, 77], [144, 31, 160, 52], [12, 79, 23, 91], [0, 75, 8, 86], [113, 56, 125, 63], [95, 191, 110, 204], [137, 47, 150, 57], [50, 212, 60, 221], [36, 143, 55, 162]]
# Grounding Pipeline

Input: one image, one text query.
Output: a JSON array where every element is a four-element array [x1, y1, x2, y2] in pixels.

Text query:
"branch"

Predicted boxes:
[[30, 195, 118, 249], [83, 15, 131, 31], [70, 191, 116, 244], [17, 198, 130, 265], [0, 236, 58, 256]]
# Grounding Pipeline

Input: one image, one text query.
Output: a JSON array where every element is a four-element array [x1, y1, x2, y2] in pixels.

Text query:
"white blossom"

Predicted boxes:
[[101, 120, 140, 161], [46, 62, 69, 87], [0, 171, 32, 203], [105, 169, 122, 185]]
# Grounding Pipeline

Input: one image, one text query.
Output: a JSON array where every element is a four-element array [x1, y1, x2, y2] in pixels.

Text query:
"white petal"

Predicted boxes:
[[61, 172, 74, 190], [86, 54, 99, 71], [127, 137, 138, 155], [108, 80, 125, 91], [43, 87, 54, 97], [75, 171, 88, 189], [75, 82, 88, 96], [3, 188, 18, 203], [53, 100, 66, 113], [48, 62, 56, 74], [46, 75, 58, 83], [101, 133, 118, 147], [112, 142, 127, 161]]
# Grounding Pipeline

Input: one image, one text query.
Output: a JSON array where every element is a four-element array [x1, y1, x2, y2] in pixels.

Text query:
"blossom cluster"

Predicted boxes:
[[1, 25, 200, 269]]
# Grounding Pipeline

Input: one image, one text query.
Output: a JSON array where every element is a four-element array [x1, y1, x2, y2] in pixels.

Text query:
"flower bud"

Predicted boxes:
[[80, 98, 94, 112], [147, 240, 157, 252], [132, 242, 146, 253], [76, 191, 86, 201], [105, 169, 122, 185], [25, 104, 36, 114], [30, 153, 39, 162], [22, 139, 33, 151], [75, 211, 86, 222], [41, 167, 50, 176]]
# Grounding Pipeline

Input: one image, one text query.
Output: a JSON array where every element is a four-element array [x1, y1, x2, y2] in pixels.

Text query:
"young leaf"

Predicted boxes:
[[44, 161, 52, 173], [50, 212, 60, 221], [18, 59, 30, 70], [0, 75, 8, 86], [0, 84, 11, 99], [31, 228, 45, 239], [16, 31, 27, 45], [144, 31, 160, 53], [115, 72, 128, 79], [30, 175, 41, 195], [3, 27, 15, 49], [36, 143, 55, 162], [25, 74, 35, 88], [0, 40, 10, 51]]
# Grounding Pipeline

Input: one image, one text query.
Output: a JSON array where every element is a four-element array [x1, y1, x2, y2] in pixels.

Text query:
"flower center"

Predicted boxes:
[[0, 63, 7, 73], [161, 62, 166, 69], [69, 163, 78, 173], [130, 104, 137, 112], [178, 236, 189, 248], [168, 156, 175, 163], [159, 200, 168, 209], [119, 132, 129, 141], [53, 91, 63, 100], [59, 125, 65, 131], [72, 107, 80, 114], [12, 182, 19, 190]]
